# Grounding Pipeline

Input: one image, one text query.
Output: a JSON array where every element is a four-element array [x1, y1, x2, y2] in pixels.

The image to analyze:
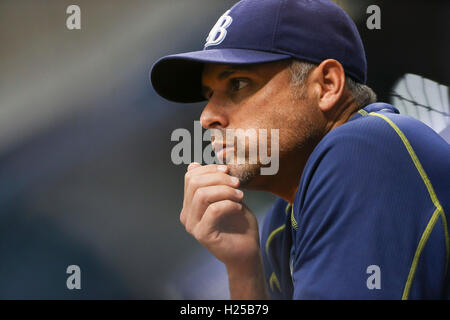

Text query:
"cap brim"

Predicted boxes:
[[150, 48, 291, 103]]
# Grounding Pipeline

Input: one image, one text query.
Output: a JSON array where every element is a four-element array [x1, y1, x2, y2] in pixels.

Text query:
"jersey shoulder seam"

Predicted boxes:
[[367, 111, 449, 300]]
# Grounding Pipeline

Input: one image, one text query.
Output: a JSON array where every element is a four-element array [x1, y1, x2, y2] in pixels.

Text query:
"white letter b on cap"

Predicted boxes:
[[205, 10, 233, 48]]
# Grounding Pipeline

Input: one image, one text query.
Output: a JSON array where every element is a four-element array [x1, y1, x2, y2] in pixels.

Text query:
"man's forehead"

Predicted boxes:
[[201, 60, 291, 81], [202, 63, 255, 78]]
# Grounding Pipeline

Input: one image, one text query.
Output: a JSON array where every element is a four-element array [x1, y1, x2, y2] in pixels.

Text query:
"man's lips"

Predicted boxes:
[[214, 147, 234, 161], [212, 142, 234, 160], [211, 141, 226, 153]]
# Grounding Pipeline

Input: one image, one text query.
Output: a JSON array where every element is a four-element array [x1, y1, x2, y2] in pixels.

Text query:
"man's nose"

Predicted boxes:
[[200, 99, 229, 130]]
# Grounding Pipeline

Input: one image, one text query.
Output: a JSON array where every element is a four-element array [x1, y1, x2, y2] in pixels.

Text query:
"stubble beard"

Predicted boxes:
[[227, 162, 261, 188], [222, 112, 320, 190], [216, 88, 320, 190]]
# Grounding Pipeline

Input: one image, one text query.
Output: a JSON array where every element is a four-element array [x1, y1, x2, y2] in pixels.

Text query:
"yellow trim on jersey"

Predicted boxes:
[[285, 203, 298, 230], [265, 204, 294, 294], [358, 109, 369, 116], [402, 206, 443, 300], [265, 225, 286, 257], [269, 272, 282, 293], [285, 203, 292, 215], [368, 112, 449, 300], [291, 205, 298, 231]]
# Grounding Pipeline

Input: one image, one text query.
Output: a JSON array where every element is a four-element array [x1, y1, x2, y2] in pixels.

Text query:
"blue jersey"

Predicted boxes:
[[260, 103, 450, 299]]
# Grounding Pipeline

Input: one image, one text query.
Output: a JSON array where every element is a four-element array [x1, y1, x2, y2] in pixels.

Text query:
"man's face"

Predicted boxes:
[[200, 60, 322, 189]]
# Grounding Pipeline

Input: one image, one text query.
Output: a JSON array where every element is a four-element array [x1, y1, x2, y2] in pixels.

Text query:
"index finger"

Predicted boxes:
[[185, 164, 230, 195], [186, 163, 229, 176]]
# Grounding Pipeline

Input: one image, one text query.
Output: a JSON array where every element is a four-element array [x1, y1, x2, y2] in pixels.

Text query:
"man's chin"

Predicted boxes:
[[226, 163, 262, 189]]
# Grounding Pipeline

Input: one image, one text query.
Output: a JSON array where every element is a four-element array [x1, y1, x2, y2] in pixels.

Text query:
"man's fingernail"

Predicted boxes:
[[231, 177, 240, 185], [218, 165, 228, 172], [236, 189, 244, 197]]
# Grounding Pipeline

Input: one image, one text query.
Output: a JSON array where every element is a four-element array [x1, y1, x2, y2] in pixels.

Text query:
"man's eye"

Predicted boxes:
[[230, 78, 249, 92]]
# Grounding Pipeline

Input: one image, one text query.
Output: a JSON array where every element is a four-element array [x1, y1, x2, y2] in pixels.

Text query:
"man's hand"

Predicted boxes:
[[180, 162, 268, 299], [181, 162, 260, 265]]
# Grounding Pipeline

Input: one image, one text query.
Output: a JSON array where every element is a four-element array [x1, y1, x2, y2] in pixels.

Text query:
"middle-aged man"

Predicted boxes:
[[151, 0, 450, 299]]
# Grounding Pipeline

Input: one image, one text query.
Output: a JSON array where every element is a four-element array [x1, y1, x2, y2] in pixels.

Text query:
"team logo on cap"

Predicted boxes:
[[205, 9, 233, 48]]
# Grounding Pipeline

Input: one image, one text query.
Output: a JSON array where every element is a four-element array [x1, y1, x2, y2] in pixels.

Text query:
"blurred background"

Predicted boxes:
[[0, 0, 448, 299]]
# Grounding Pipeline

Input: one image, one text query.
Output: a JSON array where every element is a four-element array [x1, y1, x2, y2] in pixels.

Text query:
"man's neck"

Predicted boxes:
[[324, 98, 359, 136]]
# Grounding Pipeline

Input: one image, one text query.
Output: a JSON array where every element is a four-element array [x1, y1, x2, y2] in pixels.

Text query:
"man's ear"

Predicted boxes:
[[312, 59, 346, 112]]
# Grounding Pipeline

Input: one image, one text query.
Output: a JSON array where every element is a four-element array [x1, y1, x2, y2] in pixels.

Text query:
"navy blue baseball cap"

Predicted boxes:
[[151, 0, 367, 103]]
